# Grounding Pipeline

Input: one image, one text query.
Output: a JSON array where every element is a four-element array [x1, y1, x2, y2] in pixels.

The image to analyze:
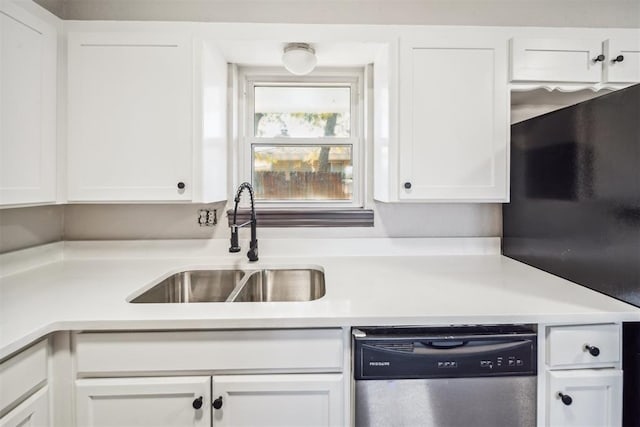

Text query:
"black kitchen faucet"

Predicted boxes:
[[229, 182, 258, 262]]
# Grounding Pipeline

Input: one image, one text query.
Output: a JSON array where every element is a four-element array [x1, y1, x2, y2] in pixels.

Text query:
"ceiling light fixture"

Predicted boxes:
[[282, 43, 317, 76]]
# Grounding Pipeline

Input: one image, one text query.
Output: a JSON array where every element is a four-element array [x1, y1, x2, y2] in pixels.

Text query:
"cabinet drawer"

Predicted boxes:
[[546, 324, 620, 369], [546, 369, 622, 427], [510, 38, 603, 83], [75, 329, 343, 375], [0, 340, 48, 415]]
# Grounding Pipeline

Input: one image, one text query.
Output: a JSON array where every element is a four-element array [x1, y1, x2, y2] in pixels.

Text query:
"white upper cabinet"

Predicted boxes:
[[511, 37, 640, 85], [0, 0, 57, 207], [67, 29, 228, 203], [604, 38, 640, 83], [388, 34, 508, 202], [511, 38, 603, 83], [67, 31, 193, 202]]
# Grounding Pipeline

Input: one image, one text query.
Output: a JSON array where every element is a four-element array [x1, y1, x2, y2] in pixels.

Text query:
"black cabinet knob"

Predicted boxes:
[[404, 182, 412, 189], [177, 182, 186, 190], [593, 54, 605, 62], [613, 55, 624, 62], [558, 392, 573, 406], [584, 344, 600, 357], [213, 396, 223, 410], [192, 396, 203, 410]]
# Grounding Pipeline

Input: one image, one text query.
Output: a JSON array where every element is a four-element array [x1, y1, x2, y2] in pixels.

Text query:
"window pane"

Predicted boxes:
[[254, 86, 351, 138], [252, 145, 353, 200]]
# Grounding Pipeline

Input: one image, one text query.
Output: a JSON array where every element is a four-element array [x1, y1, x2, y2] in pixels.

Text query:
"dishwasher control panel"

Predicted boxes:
[[354, 326, 537, 380]]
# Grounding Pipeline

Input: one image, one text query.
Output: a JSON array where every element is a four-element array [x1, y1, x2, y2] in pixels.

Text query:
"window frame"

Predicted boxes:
[[239, 67, 365, 208]]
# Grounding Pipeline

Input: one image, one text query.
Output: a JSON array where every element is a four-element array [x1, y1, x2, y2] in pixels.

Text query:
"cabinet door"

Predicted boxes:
[[398, 38, 508, 201], [547, 369, 622, 427], [604, 39, 640, 83], [0, 386, 49, 427], [0, 1, 56, 206], [67, 32, 192, 201], [510, 38, 603, 83], [212, 374, 343, 427], [76, 376, 210, 427]]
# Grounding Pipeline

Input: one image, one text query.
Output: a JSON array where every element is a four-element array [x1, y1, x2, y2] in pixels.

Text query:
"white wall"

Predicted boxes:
[[33, 0, 640, 28], [0, 205, 64, 253], [61, 202, 501, 241]]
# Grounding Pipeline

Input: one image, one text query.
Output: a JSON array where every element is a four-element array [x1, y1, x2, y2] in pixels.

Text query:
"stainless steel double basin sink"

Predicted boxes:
[[129, 268, 325, 303]]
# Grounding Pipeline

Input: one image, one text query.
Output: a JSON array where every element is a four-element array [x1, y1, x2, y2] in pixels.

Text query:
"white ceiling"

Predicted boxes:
[[34, 0, 640, 28]]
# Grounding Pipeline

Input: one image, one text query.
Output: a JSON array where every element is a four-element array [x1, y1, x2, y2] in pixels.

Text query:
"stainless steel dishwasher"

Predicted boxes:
[[354, 325, 537, 427]]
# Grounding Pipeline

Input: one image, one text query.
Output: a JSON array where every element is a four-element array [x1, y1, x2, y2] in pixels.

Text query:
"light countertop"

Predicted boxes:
[[1, 238, 639, 359]]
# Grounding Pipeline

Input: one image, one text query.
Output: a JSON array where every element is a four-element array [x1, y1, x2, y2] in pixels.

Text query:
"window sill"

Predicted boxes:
[[226, 208, 374, 228]]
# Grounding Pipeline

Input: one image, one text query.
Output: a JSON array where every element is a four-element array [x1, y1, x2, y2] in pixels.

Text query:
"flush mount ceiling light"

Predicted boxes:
[[282, 43, 317, 76]]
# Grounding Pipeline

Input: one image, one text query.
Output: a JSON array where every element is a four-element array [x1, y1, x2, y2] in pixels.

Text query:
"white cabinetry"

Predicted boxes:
[[511, 37, 640, 85], [0, 386, 49, 427], [0, 0, 57, 207], [67, 32, 193, 202], [211, 374, 343, 427], [72, 329, 345, 427], [604, 39, 640, 83], [547, 370, 622, 427], [544, 324, 622, 427], [511, 38, 604, 83], [0, 340, 49, 427], [547, 323, 620, 369], [76, 376, 211, 427], [375, 33, 509, 202]]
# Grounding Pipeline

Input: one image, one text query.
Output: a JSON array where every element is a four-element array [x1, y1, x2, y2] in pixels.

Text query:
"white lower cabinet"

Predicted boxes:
[[0, 340, 49, 427], [547, 370, 622, 427], [544, 323, 623, 427], [72, 330, 346, 427], [211, 374, 343, 427], [76, 376, 211, 427], [0, 386, 50, 427], [74, 374, 343, 427]]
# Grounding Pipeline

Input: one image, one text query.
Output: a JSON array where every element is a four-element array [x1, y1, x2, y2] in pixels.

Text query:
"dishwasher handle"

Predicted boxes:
[[418, 340, 468, 349], [388, 340, 531, 356]]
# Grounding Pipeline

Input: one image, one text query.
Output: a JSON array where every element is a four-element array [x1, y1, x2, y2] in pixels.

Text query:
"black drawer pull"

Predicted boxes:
[[584, 344, 600, 357]]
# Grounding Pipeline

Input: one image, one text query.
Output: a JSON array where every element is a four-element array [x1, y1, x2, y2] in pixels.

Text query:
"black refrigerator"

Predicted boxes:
[[503, 84, 640, 426]]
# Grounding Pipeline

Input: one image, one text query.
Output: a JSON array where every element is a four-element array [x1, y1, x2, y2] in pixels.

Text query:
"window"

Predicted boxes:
[[240, 69, 363, 207]]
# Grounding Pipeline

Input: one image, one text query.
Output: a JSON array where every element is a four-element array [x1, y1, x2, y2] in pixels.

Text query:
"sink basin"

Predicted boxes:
[[232, 269, 326, 302], [129, 268, 325, 303], [130, 269, 243, 303]]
